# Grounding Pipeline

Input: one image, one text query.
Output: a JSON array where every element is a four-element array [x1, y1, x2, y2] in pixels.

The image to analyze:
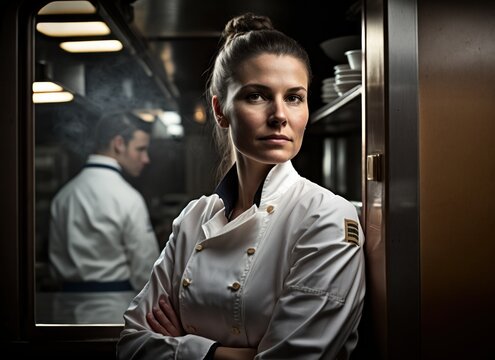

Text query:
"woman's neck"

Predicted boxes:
[[231, 157, 273, 220]]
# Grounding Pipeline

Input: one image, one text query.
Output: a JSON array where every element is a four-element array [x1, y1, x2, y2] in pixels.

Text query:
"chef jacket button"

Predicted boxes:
[[229, 281, 241, 291], [195, 244, 203, 251], [182, 278, 192, 287], [247, 247, 256, 255], [231, 326, 241, 335], [266, 205, 275, 214]]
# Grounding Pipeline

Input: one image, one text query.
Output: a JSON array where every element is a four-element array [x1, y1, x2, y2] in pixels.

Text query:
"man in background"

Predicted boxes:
[[49, 111, 159, 292]]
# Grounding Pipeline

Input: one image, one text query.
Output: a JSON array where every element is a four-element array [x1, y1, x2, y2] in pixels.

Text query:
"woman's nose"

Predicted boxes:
[[268, 99, 288, 127]]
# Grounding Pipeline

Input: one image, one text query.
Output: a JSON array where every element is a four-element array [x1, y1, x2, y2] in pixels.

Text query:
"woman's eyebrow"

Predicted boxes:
[[241, 84, 307, 93]]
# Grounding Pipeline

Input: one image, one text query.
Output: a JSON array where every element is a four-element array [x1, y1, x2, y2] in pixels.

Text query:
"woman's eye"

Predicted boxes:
[[286, 94, 303, 104], [247, 93, 263, 102]]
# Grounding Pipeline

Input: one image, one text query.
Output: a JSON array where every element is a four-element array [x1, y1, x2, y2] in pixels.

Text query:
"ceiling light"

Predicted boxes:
[[33, 92, 74, 104], [166, 124, 184, 137], [37, 22, 110, 37], [38, 1, 96, 15], [60, 40, 123, 53], [32, 81, 63, 93], [134, 112, 156, 123], [159, 111, 181, 126], [193, 104, 207, 124]]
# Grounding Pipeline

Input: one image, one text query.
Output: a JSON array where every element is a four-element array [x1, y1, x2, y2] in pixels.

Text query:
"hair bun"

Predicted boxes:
[[222, 13, 274, 44]]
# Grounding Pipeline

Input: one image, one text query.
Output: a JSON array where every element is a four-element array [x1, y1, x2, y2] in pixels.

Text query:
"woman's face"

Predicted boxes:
[[217, 53, 309, 167]]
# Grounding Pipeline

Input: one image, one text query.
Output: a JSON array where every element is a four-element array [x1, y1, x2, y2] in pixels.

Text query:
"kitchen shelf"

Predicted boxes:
[[308, 84, 362, 135]]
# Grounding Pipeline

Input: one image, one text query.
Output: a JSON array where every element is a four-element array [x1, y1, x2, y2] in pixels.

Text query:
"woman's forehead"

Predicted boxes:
[[234, 53, 309, 84]]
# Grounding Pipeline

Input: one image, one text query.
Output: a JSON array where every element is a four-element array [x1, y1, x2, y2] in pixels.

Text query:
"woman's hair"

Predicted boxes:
[[207, 12, 312, 179]]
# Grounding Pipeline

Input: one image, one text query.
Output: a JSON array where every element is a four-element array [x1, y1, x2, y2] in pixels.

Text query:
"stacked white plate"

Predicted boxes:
[[334, 64, 361, 96], [321, 77, 339, 104], [334, 49, 362, 96]]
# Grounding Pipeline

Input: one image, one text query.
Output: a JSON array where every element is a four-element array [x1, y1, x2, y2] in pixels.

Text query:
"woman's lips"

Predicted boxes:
[[259, 134, 291, 144], [260, 134, 290, 141]]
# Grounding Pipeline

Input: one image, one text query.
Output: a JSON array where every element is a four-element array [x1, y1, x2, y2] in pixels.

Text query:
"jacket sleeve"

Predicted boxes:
[[256, 195, 366, 360], [122, 195, 160, 290], [117, 200, 217, 360]]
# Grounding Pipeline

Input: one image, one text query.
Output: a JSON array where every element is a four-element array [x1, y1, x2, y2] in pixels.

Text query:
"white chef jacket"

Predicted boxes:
[[49, 155, 159, 290], [117, 160, 365, 359]]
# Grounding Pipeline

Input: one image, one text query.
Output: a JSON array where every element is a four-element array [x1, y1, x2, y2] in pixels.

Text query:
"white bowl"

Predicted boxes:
[[322, 95, 339, 104], [334, 68, 361, 75], [322, 87, 338, 93], [322, 90, 339, 97], [335, 74, 361, 82], [321, 77, 336, 84], [320, 36, 360, 63], [322, 93, 339, 99], [345, 49, 362, 70], [334, 64, 351, 72], [335, 79, 361, 85]]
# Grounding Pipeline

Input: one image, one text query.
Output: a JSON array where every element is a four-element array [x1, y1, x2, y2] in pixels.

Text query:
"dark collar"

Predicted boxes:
[[214, 164, 263, 218], [84, 163, 121, 174]]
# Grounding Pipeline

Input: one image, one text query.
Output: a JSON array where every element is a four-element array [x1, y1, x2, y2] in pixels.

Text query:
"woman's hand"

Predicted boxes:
[[214, 347, 256, 360], [146, 295, 184, 337], [146, 296, 255, 359]]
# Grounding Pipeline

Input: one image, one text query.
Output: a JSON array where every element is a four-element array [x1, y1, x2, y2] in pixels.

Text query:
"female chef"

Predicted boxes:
[[117, 12, 365, 360]]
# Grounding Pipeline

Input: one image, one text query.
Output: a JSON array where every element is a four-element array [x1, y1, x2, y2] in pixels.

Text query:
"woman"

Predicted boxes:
[[117, 13, 365, 360]]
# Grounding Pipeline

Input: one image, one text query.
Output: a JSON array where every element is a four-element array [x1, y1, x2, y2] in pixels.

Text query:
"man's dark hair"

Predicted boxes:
[[93, 111, 153, 152]]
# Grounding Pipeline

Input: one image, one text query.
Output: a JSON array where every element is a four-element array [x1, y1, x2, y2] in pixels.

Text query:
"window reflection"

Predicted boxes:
[[34, 1, 218, 325]]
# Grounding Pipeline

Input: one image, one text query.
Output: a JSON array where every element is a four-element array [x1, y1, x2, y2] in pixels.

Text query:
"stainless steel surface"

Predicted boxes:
[[364, 0, 421, 358], [363, 0, 387, 357], [386, 0, 421, 357], [366, 153, 382, 181], [130, 0, 362, 115]]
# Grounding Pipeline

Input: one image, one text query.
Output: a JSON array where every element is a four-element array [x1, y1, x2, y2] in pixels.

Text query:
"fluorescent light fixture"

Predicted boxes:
[[32, 81, 63, 93], [60, 40, 123, 53], [159, 111, 181, 126], [33, 92, 74, 103], [37, 22, 110, 37], [167, 124, 184, 137], [38, 1, 96, 15]]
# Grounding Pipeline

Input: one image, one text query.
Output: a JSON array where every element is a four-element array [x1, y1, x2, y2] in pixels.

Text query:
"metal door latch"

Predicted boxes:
[[366, 153, 383, 181]]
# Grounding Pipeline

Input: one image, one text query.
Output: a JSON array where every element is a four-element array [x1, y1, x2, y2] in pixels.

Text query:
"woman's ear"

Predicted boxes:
[[212, 95, 229, 128]]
